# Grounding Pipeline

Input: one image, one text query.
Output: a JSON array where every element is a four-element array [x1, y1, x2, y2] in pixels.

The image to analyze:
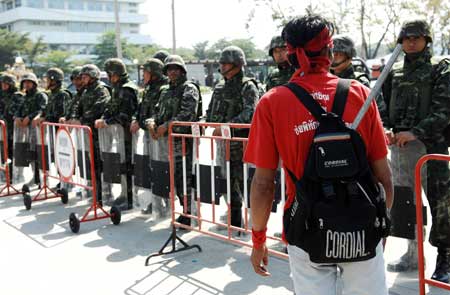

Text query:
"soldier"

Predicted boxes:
[[60, 66, 83, 124], [70, 64, 110, 203], [14, 73, 47, 186], [206, 46, 259, 228], [0, 73, 23, 179], [330, 35, 370, 87], [130, 58, 168, 134], [382, 20, 450, 283], [148, 55, 200, 226], [265, 35, 295, 91], [153, 50, 170, 63], [95, 58, 138, 210], [33, 68, 71, 126]]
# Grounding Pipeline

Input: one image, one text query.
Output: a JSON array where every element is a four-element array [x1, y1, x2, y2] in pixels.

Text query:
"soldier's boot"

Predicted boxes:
[[387, 239, 419, 272], [112, 175, 130, 211], [431, 248, 450, 283]]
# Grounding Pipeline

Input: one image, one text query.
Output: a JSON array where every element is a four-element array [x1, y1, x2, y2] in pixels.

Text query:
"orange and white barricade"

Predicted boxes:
[[0, 119, 21, 198], [415, 154, 450, 294], [145, 121, 288, 264], [36, 122, 121, 233]]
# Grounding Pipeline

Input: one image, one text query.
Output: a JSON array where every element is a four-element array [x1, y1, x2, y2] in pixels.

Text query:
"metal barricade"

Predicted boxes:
[[0, 120, 20, 197], [145, 122, 288, 264], [39, 122, 121, 233], [415, 154, 450, 294]]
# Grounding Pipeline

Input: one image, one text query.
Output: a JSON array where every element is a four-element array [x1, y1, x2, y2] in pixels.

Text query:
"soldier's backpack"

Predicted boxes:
[[283, 79, 390, 264], [243, 77, 265, 99]]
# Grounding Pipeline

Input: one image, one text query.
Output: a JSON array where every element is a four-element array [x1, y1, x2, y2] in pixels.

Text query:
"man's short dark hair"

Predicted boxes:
[[282, 14, 335, 56]]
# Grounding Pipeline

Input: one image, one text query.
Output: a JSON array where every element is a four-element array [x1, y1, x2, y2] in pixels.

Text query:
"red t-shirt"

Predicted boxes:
[[244, 71, 388, 212]]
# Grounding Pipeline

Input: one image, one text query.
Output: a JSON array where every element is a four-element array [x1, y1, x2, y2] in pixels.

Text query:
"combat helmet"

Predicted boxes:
[[20, 72, 39, 88], [268, 36, 286, 57], [397, 20, 432, 43], [153, 50, 170, 63], [80, 64, 101, 79], [70, 66, 83, 80], [104, 58, 127, 76], [163, 55, 187, 74], [1, 73, 17, 86], [333, 35, 357, 58], [219, 46, 246, 67], [45, 67, 64, 81], [142, 58, 164, 77]]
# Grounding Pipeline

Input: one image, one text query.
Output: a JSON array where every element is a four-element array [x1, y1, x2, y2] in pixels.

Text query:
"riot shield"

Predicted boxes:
[[389, 139, 428, 239], [132, 129, 152, 213], [150, 135, 170, 218], [36, 125, 57, 187], [99, 124, 127, 210], [12, 125, 34, 185]]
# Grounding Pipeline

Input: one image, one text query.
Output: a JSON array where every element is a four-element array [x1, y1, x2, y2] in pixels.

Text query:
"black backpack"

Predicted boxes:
[[283, 79, 390, 264]]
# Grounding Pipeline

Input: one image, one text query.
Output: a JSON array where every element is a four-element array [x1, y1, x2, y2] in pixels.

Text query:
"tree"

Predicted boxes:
[[36, 50, 73, 74], [93, 31, 129, 67], [0, 29, 30, 71], [25, 36, 47, 69], [193, 41, 209, 60], [206, 38, 232, 59]]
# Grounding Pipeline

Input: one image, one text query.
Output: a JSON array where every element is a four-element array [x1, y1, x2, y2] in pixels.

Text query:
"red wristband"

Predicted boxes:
[[252, 227, 267, 250]]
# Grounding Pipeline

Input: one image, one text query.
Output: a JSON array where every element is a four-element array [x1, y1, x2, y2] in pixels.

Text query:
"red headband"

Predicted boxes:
[[287, 27, 333, 76]]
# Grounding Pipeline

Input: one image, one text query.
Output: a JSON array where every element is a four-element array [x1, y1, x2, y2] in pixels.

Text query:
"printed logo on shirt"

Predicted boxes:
[[311, 91, 330, 102], [294, 120, 319, 135]]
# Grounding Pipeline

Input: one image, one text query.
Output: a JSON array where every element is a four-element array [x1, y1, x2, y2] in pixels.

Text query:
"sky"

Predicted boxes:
[[140, 0, 306, 50]]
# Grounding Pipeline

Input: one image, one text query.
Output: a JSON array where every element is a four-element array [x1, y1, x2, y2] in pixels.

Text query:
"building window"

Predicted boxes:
[[6, 1, 13, 10], [15, 0, 21, 8], [49, 21, 64, 26], [68, 0, 83, 10], [48, 0, 64, 9], [29, 20, 45, 25], [68, 22, 86, 32], [87, 1, 102, 11], [105, 2, 113, 12], [27, 0, 44, 8]]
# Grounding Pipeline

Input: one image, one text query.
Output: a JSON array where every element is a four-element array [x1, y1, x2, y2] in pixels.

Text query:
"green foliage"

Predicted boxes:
[[0, 29, 30, 71], [193, 41, 209, 60], [92, 31, 129, 67], [36, 50, 73, 74]]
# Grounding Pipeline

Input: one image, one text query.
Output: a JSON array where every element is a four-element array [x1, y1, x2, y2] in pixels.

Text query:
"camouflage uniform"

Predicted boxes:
[[153, 55, 200, 219], [0, 74, 23, 177], [102, 58, 138, 209], [63, 66, 83, 119], [382, 20, 450, 281], [70, 64, 110, 202], [133, 59, 168, 129], [43, 68, 72, 123], [16, 73, 48, 185], [265, 36, 295, 91], [206, 46, 259, 227]]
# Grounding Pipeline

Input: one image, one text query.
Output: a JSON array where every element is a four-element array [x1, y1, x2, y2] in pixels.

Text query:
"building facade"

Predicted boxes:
[[0, 0, 151, 54]]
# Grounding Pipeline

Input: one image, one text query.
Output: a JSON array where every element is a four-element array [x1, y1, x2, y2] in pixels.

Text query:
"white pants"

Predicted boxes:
[[287, 242, 388, 295]]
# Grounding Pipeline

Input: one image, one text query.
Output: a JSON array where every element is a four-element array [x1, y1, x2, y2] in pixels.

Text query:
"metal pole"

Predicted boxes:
[[351, 43, 403, 130], [171, 0, 176, 54], [114, 0, 123, 59]]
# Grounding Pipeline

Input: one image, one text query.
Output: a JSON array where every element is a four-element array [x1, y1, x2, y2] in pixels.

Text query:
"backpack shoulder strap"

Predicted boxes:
[[331, 79, 351, 118], [284, 82, 325, 120]]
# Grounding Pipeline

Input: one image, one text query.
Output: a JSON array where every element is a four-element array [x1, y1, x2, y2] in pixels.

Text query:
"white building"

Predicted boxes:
[[0, 0, 151, 54]]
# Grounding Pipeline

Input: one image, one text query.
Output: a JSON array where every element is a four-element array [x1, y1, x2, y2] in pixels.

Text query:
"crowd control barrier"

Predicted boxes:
[[145, 121, 288, 265], [415, 154, 450, 295], [38, 122, 121, 233], [0, 120, 21, 198]]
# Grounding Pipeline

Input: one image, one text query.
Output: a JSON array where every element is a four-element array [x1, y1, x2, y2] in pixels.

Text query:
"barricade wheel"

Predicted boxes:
[[110, 206, 121, 225], [22, 184, 30, 194], [69, 213, 80, 233], [58, 188, 69, 204], [23, 194, 32, 210]]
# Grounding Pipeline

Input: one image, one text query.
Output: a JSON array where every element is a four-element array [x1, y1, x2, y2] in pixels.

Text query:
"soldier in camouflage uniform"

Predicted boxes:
[[382, 20, 450, 283], [0, 73, 24, 179], [70, 64, 110, 203], [95, 58, 138, 210], [330, 35, 370, 87], [206, 46, 259, 228], [149, 55, 200, 226], [131, 58, 168, 133], [15, 73, 47, 186], [265, 36, 295, 91], [33, 68, 72, 126], [60, 66, 84, 124]]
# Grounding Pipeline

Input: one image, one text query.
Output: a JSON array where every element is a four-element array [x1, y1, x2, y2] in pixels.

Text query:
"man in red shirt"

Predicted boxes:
[[244, 15, 393, 294]]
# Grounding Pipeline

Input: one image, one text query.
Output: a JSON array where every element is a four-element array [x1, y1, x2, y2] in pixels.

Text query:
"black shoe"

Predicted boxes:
[[431, 249, 450, 283], [176, 215, 191, 228]]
